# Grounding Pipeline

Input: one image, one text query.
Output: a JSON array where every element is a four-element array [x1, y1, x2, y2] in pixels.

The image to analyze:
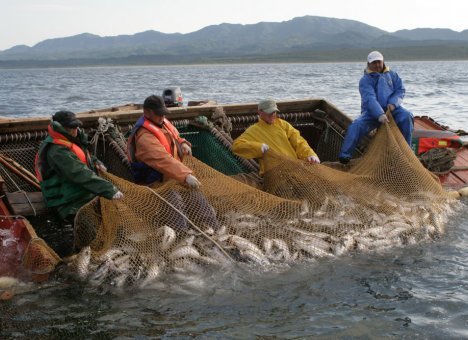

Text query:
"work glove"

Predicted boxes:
[[181, 143, 192, 156], [95, 163, 107, 172], [261, 143, 269, 153], [378, 114, 389, 124], [112, 191, 124, 200], [307, 155, 321, 164], [185, 174, 201, 189]]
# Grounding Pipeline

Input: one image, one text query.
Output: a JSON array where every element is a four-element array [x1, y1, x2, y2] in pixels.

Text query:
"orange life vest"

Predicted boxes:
[[411, 129, 463, 155], [140, 117, 188, 158], [35, 125, 89, 182]]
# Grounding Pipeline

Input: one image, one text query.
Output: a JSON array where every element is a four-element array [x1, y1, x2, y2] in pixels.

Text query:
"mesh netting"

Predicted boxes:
[[0, 216, 60, 281], [70, 115, 455, 289], [21, 221, 61, 279]]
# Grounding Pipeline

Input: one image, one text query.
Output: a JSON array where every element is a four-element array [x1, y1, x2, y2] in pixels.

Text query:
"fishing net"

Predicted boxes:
[[70, 114, 456, 289], [0, 216, 60, 282]]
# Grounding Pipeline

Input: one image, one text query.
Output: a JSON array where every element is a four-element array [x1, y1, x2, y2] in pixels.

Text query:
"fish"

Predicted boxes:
[[293, 239, 333, 258], [271, 238, 291, 261], [300, 200, 310, 216], [272, 238, 288, 250], [334, 234, 355, 256], [74, 246, 91, 280], [262, 238, 273, 254], [236, 221, 258, 230], [111, 254, 131, 273], [361, 226, 387, 238], [229, 235, 263, 255], [216, 225, 227, 236], [98, 248, 125, 262], [126, 232, 147, 243], [298, 236, 332, 252], [176, 235, 195, 248], [197, 255, 221, 266], [314, 197, 330, 217], [241, 249, 270, 266], [168, 245, 201, 260], [204, 247, 232, 266], [216, 233, 230, 243], [386, 226, 411, 238], [204, 227, 215, 235], [87, 261, 110, 287], [110, 273, 128, 288], [160, 225, 176, 251]]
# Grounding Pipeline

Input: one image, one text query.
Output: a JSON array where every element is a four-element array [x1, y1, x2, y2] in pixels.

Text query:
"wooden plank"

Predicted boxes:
[[5, 192, 47, 216]]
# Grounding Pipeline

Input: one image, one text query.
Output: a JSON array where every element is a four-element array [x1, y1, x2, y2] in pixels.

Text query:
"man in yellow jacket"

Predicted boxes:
[[233, 99, 320, 175]]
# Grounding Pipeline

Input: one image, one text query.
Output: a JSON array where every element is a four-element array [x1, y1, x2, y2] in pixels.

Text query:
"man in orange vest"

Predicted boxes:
[[127, 95, 219, 231], [127, 95, 200, 187], [35, 110, 123, 256]]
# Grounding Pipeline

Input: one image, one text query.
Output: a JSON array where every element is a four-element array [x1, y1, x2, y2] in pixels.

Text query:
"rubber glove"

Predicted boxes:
[[112, 191, 124, 199], [261, 144, 269, 153], [185, 174, 201, 189], [95, 163, 107, 172], [378, 114, 389, 124], [307, 155, 320, 164], [181, 143, 192, 156]]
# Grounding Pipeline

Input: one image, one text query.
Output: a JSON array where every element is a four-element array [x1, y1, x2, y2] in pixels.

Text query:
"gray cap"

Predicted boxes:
[[258, 99, 279, 114]]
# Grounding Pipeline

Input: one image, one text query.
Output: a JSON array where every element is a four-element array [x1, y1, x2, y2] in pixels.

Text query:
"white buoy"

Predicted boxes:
[[458, 186, 468, 197], [0, 276, 19, 289]]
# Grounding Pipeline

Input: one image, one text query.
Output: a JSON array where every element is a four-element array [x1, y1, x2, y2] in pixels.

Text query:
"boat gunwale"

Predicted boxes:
[[0, 98, 351, 133]]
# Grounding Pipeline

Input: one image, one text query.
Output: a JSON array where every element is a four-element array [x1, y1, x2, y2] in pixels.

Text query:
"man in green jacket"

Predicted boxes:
[[35, 110, 123, 256]]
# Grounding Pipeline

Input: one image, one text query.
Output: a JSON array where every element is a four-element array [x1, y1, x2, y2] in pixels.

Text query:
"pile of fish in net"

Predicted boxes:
[[64, 116, 459, 290]]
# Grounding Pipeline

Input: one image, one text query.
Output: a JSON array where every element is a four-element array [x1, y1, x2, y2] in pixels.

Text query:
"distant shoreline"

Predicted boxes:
[[1, 55, 468, 69]]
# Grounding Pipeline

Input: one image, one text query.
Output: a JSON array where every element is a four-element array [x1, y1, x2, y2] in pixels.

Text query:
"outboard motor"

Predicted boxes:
[[162, 87, 183, 107]]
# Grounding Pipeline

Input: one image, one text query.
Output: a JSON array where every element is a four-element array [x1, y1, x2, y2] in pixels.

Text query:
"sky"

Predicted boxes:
[[1, 0, 468, 51]]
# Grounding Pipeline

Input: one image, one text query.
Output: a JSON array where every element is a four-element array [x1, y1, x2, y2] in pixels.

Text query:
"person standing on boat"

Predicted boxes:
[[232, 99, 320, 176], [338, 51, 414, 164], [35, 110, 123, 256]]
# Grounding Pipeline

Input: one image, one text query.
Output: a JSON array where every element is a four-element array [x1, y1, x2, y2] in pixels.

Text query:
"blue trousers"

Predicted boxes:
[[339, 107, 413, 159]]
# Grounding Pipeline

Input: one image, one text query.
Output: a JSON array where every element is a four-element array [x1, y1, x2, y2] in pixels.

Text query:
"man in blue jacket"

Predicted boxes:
[[339, 51, 414, 164]]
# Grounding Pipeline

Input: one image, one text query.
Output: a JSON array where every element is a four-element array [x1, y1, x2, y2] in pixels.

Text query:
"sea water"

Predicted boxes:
[[0, 61, 467, 338]]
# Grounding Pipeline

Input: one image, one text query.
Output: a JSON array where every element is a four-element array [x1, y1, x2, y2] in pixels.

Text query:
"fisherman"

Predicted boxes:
[[127, 94, 200, 187], [127, 95, 218, 230], [35, 110, 123, 257], [232, 99, 320, 176], [338, 51, 414, 164]]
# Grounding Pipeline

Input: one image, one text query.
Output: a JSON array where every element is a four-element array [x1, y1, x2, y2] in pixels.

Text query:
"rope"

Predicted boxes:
[[0, 214, 27, 219], [14, 190, 38, 216], [418, 148, 457, 173]]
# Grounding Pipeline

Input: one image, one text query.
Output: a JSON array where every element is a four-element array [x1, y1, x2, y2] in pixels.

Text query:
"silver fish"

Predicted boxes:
[[169, 245, 200, 260], [74, 246, 91, 280], [160, 225, 176, 251]]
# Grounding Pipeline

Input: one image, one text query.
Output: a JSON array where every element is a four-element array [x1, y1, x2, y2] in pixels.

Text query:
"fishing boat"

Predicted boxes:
[[0, 98, 466, 281]]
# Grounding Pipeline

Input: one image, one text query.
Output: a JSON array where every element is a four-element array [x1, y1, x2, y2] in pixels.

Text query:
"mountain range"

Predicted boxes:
[[1, 15, 468, 67]]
